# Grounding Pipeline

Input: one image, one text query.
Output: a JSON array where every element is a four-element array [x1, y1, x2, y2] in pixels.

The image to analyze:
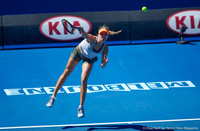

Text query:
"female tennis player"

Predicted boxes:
[[46, 25, 121, 118]]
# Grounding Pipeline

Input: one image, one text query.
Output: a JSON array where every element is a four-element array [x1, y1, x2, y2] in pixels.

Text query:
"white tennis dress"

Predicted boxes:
[[79, 37, 105, 59]]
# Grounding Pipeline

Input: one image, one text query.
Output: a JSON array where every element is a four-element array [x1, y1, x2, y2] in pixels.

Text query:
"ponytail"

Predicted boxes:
[[109, 30, 122, 35], [99, 25, 122, 36]]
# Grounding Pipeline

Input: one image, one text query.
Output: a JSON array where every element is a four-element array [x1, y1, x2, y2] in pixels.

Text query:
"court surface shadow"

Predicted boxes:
[[62, 124, 174, 131]]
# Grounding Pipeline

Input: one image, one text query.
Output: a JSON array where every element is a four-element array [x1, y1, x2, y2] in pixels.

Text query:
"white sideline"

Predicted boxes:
[[0, 118, 200, 130]]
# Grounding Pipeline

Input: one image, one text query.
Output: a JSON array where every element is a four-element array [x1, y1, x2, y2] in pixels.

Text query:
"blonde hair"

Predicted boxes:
[[99, 25, 122, 35]]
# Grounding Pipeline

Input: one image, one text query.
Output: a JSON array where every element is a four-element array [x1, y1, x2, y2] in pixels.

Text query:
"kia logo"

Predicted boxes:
[[39, 15, 92, 41], [166, 10, 200, 35]]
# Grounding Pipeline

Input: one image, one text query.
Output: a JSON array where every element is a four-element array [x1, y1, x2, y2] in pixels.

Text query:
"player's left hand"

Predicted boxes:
[[101, 57, 109, 68]]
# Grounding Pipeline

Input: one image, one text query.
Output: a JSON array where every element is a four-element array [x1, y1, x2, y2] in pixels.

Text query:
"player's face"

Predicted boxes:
[[98, 32, 108, 42]]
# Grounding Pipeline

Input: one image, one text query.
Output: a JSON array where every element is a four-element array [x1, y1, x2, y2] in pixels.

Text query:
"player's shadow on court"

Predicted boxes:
[[62, 124, 174, 131]]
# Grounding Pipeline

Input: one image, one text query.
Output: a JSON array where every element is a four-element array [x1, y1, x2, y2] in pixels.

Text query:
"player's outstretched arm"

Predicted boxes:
[[78, 26, 95, 44]]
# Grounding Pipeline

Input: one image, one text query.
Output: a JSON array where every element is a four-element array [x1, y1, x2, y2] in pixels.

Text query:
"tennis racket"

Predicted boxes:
[[61, 19, 80, 34]]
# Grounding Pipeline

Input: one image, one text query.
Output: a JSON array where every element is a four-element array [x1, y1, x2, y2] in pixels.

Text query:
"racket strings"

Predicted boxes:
[[62, 19, 76, 34], [66, 22, 75, 34]]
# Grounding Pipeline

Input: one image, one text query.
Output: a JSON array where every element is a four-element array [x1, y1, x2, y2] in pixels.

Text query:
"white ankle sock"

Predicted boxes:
[[51, 96, 56, 99]]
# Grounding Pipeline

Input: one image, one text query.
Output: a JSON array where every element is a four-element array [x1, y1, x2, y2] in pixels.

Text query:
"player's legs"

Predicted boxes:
[[80, 62, 94, 106], [78, 62, 93, 117], [46, 57, 79, 107], [52, 57, 79, 97]]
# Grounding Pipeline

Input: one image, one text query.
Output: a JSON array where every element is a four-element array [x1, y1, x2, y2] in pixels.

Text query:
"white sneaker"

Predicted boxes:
[[78, 106, 84, 118], [46, 96, 56, 108]]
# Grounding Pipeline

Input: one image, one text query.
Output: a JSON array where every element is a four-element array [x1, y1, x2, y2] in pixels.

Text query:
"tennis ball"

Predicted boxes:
[[142, 6, 147, 12]]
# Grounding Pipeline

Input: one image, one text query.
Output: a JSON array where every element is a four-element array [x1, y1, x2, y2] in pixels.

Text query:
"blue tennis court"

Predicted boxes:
[[0, 41, 200, 130]]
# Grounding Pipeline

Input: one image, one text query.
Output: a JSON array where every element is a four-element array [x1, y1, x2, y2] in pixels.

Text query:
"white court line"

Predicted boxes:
[[0, 118, 200, 130]]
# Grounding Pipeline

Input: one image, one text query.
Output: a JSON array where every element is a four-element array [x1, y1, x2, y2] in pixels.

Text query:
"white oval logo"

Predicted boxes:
[[166, 10, 200, 35], [39, 15, 92, 41]]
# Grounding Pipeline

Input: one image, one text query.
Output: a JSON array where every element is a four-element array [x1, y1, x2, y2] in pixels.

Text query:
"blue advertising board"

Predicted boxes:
[[0, 16, 3, 50], [0, 0, 200, 15]]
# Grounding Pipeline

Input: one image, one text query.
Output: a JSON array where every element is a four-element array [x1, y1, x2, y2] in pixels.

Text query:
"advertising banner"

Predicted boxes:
[[129, 7, 200, 44], [3, 11, 130, 49], [2, 7, 200, 49], [0, 16, 3, 50]]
